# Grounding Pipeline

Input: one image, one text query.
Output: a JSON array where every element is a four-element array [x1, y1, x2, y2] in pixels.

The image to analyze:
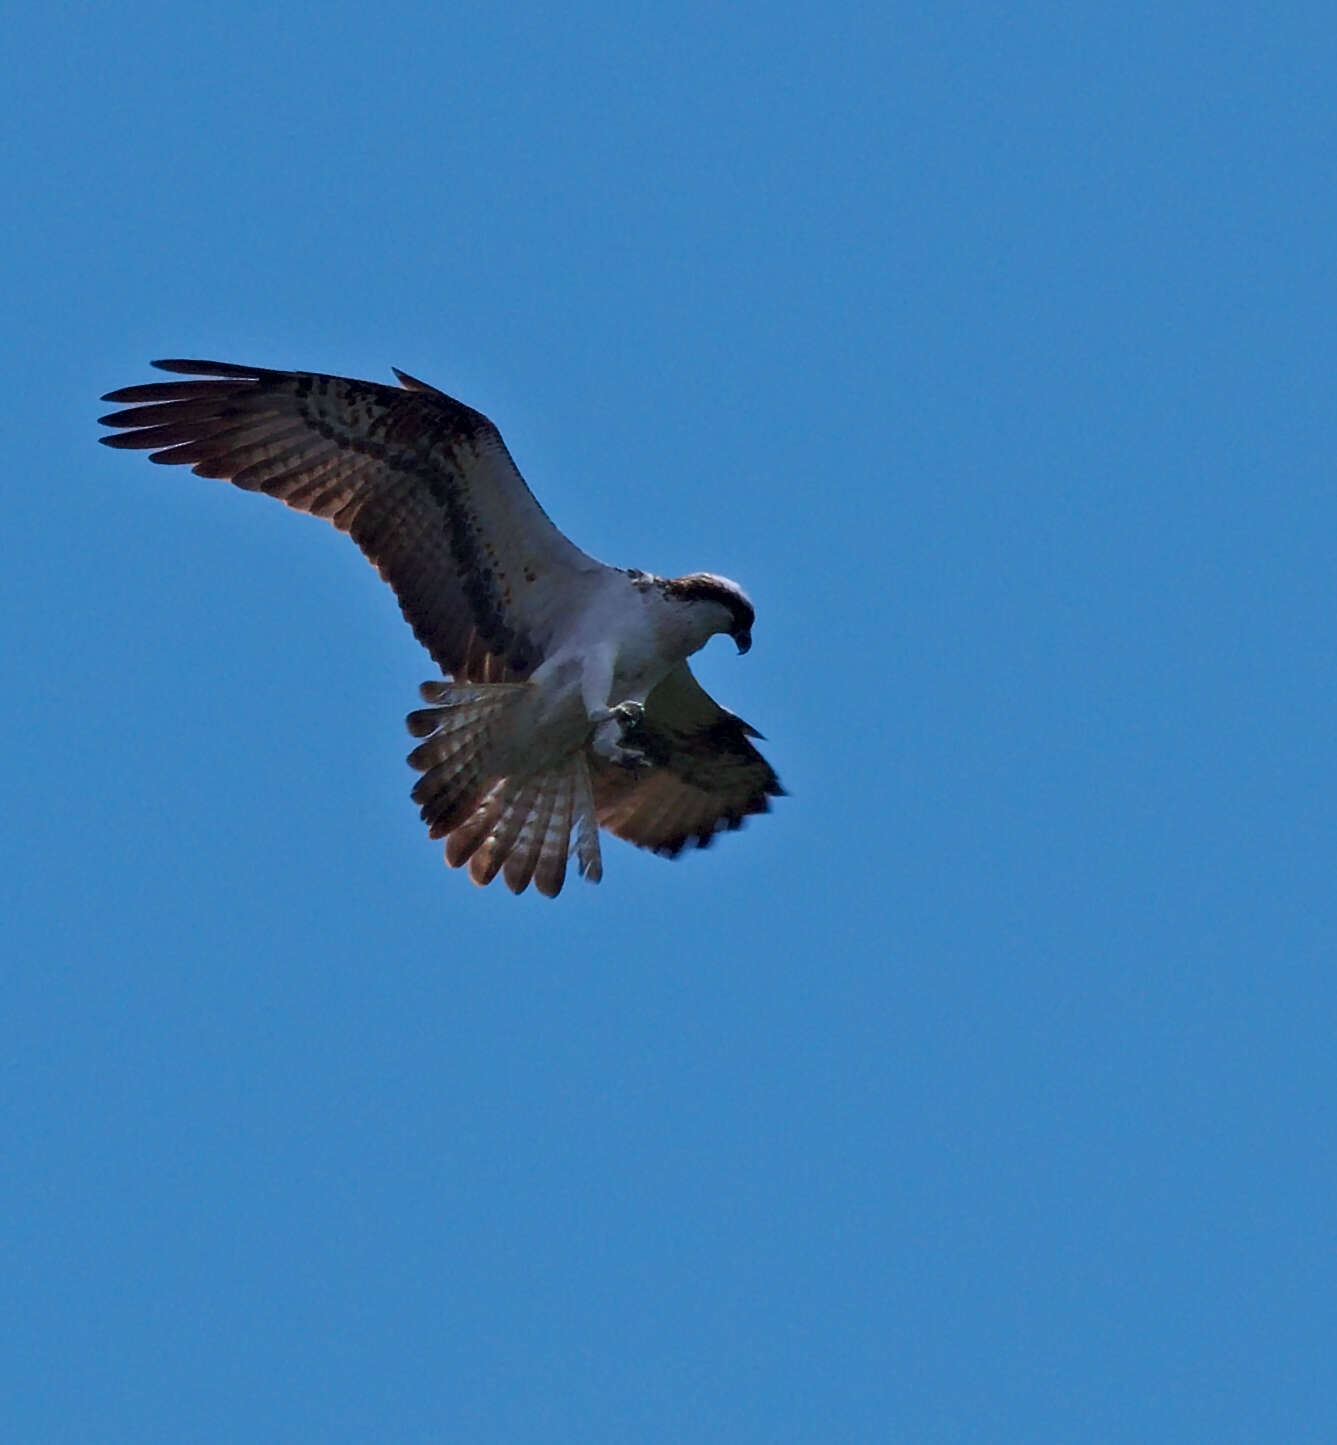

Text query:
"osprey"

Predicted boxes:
[[99, 360, 783, 896]]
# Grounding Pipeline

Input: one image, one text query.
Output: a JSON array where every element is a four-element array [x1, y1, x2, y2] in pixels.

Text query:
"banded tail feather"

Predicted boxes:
[[406, 682, 601, 897]]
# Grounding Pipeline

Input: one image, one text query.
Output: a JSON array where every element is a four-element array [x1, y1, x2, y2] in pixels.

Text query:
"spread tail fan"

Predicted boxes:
[[407, 683, 602, 896], [440, 756, 602, 898], [406, 682, 530, 840]]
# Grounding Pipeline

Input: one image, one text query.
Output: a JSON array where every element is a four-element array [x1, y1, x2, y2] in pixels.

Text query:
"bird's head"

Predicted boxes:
[[663, 572, 755, 654]]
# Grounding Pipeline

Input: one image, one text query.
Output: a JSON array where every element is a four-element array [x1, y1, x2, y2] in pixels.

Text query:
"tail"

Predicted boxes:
[[406, 681, 602, 897]]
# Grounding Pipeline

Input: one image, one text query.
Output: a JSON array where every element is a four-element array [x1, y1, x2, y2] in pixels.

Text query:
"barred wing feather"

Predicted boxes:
[[99, 359, 604, 681], [591, 662, 785, 857]]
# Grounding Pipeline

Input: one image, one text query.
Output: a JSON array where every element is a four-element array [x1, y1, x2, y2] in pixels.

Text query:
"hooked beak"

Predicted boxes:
[[735, 630, 752, 655]]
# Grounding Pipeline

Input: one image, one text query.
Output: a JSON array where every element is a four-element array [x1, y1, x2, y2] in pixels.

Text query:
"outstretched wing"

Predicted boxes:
[[590, 662, 784, 856], [99, 359, 605, 680]]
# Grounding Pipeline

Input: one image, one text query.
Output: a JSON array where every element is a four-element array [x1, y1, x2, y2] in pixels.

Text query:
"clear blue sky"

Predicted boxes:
[[4, 3, 1335, 1441]]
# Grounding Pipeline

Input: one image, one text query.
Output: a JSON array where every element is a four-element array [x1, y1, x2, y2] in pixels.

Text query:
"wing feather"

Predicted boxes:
[[502, 772, 563, 894], [100, 359, 607, 679], [590, 663, 784, 857], [533, 766, 576, 898]]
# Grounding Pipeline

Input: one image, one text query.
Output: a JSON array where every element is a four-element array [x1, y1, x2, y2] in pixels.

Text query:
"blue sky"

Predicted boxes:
[[4, 3, 1335, 1440]]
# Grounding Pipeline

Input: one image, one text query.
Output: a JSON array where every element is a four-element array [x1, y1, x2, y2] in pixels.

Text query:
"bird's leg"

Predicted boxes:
[[589, 700, 649, 770], [580, 647, 649, 769]]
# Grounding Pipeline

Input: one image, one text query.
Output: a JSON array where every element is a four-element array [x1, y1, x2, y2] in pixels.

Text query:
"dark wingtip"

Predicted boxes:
[[151, 359, 216, 373], [150, 359, 265, 377], [102, 359, 270, 403], [392, 367, 442, 393]]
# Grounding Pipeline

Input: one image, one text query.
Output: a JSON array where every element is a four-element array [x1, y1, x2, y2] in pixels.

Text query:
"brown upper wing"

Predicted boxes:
[[99, 359, 604, 680], [590, 662, 785, 856]]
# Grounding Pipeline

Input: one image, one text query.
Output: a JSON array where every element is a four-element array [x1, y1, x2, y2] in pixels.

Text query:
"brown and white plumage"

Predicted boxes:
[[591, 663, 778, 856], [99, 359, 783, 895]]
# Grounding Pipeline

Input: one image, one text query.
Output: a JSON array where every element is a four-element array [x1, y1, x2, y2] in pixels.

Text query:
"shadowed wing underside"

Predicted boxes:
[[99, 359, 600, 680], [590, 663, 784, 856]]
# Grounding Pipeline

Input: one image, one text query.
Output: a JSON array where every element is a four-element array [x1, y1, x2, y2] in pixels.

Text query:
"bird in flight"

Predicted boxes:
[[99, 360, 783, 896]]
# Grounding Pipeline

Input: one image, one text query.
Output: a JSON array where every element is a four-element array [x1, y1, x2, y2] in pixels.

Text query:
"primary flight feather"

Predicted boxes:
[[99, 359, 783, 896]]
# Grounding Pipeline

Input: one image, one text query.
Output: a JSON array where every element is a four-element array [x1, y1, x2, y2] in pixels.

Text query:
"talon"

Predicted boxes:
[[591, 708, 650, 770]]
